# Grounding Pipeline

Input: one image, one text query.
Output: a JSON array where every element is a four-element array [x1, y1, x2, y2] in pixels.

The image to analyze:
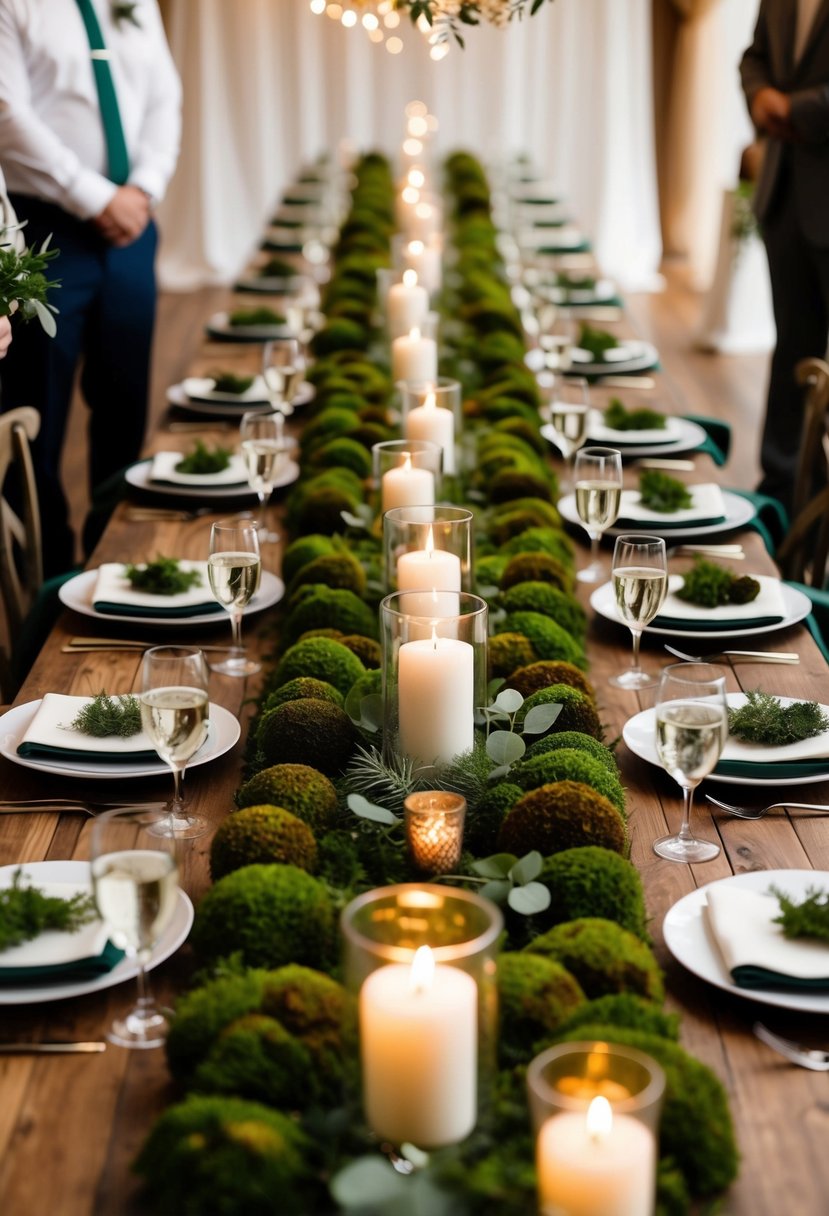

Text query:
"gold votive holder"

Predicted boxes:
[[404, 791, 466, 875]]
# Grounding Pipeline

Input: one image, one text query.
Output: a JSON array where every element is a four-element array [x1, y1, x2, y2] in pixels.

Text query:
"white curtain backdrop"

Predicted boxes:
[[157, 0, 662, 292]]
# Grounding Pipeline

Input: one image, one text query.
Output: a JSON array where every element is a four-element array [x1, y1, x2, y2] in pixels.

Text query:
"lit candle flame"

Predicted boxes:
[[423, 388, 436, 411], [425, 525, 435, 556], [408, 240, 424, 256], [409, 944, 435, 994], [402, 453, 413, 473], [586, 1095, 613, 1144], [415, 202, 432, 220], [408, 168, 425, 189], [403, 268, 418, 288], [430, 623, 439, 651], [402, 185, 420, 205], [410, 326, 421, 342], [403, 137, 424, 157]]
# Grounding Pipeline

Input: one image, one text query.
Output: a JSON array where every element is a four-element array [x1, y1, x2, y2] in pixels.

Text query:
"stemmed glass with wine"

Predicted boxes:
[[544, 373, 589, 491], [610, 535, 668, 690], [262, 336, 303, 419], [653, 662, 728, 863], [239, 410, 291, 545], [207, 517, 262, 678], [573, 446, 623, 584], [90, 806, 180, 1048], [139, 645, 210, 840]]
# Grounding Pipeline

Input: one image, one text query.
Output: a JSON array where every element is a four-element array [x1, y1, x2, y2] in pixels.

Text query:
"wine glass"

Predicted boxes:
[[284, 277, 320, 361], [539, 305, 574, 371], [610, 535, 668, 690], [573, 446, 623, 584], [544, 373, 590, 491], [653, 662, 728, 863], [262, 336, 302, 417], [139, 645, 210, 840], [207, 517, 262, 677], [239, 410, 289, 544], [90, 806, 179, 1048]]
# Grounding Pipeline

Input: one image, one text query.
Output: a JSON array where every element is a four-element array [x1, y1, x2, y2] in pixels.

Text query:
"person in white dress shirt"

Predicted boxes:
[[0, 0, 181, 574], [0, 163, 19, 359]]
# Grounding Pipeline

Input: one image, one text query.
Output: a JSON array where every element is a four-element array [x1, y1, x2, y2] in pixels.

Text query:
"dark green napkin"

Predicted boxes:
[[92, 599, 218, 618], [534, 238, 592, 255], [653, 613, 783, 631], [17, 741, 159, 762], [587, 431, 675, 448], [714, 757, 829, 780], [685, 415, 732, 466], [0, 939, 125, 984], [616, 513, 727, 530], [731, 964, 829, 991], [260, 238, 304, 254]]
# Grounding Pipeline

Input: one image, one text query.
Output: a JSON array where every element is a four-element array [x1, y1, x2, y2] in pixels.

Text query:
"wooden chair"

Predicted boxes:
[[0, 407, 43, 699], [776, 357, 829, 587]]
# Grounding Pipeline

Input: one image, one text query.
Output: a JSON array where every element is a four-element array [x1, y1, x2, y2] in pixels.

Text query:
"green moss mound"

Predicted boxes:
[[499, 781, 627, 857], [192, 1013, 312, 1107], [512, 749, 626, 816], [555, 994, 680, 1042], [310, 435, 373, 479], [339, 633, 382, 668], [259, 964, 358, 1101], [275, 637, 366, 697], [497, 952, 585, 1059], [501, 527, 576, 571], [234, 764, 338, 835], [288, 552, 367, 597], [505, 659, 596, 701], [310, 318, 367, 356], [191, 864, 335, 972], [464, 781, 522, 854], [135, 1095, 320, 1216], [210, 805, 317, 880], [261, 677, 344, 712], [489, 469, 556, 505], [502, 612, 586, 670], [488, 632, 537, 679], [166, 969, 269, 1080], [255, 698, 357, 776], [284, 586, 377, 644], [288, 484, 360, 535], [500, 552, 573, 593], [528, 918, 664, 1002], [498, 582, 586, 640], [538, 847, 648, 938], [523, 730, 618, 772], [490, 497, 563, 530], [519, 685, 604, 741], [280, 534, 338, 586]]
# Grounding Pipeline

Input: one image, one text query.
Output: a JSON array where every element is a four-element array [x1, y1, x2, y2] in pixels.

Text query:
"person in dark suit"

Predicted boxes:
[[741, 0, 829, 514]]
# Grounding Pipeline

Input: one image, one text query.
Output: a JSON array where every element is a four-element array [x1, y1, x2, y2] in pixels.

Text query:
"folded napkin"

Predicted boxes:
[[182, 375, 269, 405], [616, 483, 726, 530], [587, 409, 679, 448], [654, 573, 787, 631], [0, 878, 125, 984], [713, 695, 829, 779], [92, 560, 218, 618], [705, 885, 829, 989], [16, 693, 159, 762], [149, 450, 248, 489]]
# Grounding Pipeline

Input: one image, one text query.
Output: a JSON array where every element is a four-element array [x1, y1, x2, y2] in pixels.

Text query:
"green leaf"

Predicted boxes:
[[486, 730, 526, 766], [522, 702, 564, 735], [31, 297, 57, 337], [479, 878, 512, 904], [359, 693, 384, 732], [347, 793, 400, 826], [509, 850, 543, 885], [508, 882, 551, 916], [471, 852, 516, 879], [330, 1157, 409, 1208], [493, 688, 524, 714], [340, 511, 368, 530]]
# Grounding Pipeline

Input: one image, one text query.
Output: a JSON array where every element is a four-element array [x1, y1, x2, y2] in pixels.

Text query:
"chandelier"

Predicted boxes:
[[308, 1, 553, 57]]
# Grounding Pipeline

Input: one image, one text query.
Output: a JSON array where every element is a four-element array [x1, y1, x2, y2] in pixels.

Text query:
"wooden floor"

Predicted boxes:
[[60, 264, 770, 553]]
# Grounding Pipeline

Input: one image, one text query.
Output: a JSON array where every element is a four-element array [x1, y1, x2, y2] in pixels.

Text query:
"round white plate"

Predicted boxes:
[[234, 274, 303, 295], [590, 579, 812, 641], [181, 376, 271, 407], [623, 696, 829, 788], [58, 568, 284, 628], [566, 339, 659, 377], [205, 311, 293, 342], [0, 860, 193, 1006], [166, 381, 313, 418], [541, 278, 617, 306], [558, 489, 755, 539], [663, 869, 829, 1014], [125, 457, 299, 500], [0, 700, 241, 780], [541, 417, 707, 459]]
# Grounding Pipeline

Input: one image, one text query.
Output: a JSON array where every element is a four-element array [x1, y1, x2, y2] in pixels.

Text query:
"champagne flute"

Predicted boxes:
[[573, 446, 623, 584], [545, 373, 589, 491], [262, 336, 302, 417], [284, 277, 320, 362], [239, 410, 290, 544], [610, 535, 668, 690], [539, 305, 574, 372], [139, 645, 210, 840], [653, 662, 728, 863], [90, 806, 179, 1048], [207, 517, 262, 677]]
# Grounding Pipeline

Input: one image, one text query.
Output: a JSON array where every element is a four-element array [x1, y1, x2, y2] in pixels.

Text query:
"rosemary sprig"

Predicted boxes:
[[124, 556, 202, 596], [175, 440, 232, 475], [71, 691, 142, 738], [770, 885, 829, 941], [0, 870, 97, 953], [604, 397, 666, 431], [676, 557, 760, 608], [638, 469, 693, 514], [728, 690, 829, 746]]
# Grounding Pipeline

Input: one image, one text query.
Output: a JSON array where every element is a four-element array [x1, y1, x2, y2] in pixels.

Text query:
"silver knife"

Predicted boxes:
[[0, 1041, 107, 1054]]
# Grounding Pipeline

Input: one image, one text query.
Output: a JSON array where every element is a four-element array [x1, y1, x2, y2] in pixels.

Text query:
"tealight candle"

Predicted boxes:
[[536, 1096, 656, 1216], [404, 387, 456, 474], [398, 627, 474, 767], [404, 792, 466, 874], [381, 453, 435, 513], [392, 326, 438, 385], [387, 269, 429, 339], [360, 945, 477, 1147]]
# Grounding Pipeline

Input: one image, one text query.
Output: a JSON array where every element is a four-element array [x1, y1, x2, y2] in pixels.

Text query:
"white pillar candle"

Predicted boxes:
[[360, 946, 477, 1148], [397, 528, 461, 620], [405, 389, 456, 474], [381, 454, 435, 513], [388, 270, 430, 339], [407, 200, 441, 242], [536, 1097, 656, 1216], [398, 630, 474, 766], [405, 240, 442, 295], [392, 326, 438, 386]]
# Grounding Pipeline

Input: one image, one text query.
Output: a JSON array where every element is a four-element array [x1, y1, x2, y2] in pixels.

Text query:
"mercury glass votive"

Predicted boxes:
[[527, 1041, 666, 1216], [398, 377, 462, 476], [371, 438, 443, 516], [383, 504, 473, 597], [404, 791, 467, 875]]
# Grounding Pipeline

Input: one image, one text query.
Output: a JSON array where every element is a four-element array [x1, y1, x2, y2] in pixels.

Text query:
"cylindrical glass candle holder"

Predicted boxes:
[[340, 882, 503, 1149], [404, 792, 466, 875], [383, 505, 473, 598], [398, 377, 462, 476], [527, 1041, 666, 1216], [380, 590, 488, 774], [372, 439, 442, 515]]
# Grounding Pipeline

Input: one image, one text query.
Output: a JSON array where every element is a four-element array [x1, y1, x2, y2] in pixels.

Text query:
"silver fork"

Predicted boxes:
[[0, 799, 167, 816], [754, 1023, 829, 1071], [125, 506, 217, 522], [706, 795, 829, 819], [664, 644, 799, 665]]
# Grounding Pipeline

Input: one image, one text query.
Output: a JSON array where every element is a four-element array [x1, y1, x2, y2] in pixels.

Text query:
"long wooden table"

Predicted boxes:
[[1, 322, 828, 1216]]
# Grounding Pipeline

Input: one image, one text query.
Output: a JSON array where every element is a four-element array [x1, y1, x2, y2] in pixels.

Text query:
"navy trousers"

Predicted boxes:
[[0, 195, 157, 576]]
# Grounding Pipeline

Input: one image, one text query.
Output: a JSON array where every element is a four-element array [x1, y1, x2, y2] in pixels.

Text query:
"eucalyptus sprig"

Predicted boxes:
[[770, 885, 829, 941], [0, 869, 97, 952], [478, 683, 562, 778], [728, 690, 829, 746], [468, 850, 551, 916], [0, 226, 60, 336], [71, 691, 142, 738]]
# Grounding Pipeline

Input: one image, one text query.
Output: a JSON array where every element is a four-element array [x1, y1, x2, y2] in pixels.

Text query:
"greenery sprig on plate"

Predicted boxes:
[[728, 690, 829, 746], [771, 885, 829, 941], [211, 372, 255, 395], [71, 691, 142, 738], [638, 469, 692, 514], [676, 557, 760, 608], [603, 398, 665, 431], [124, 556, 202, 596], [175, 440, 232, 475], [0, 869, 97, 952], [576, 322, 618, 361]]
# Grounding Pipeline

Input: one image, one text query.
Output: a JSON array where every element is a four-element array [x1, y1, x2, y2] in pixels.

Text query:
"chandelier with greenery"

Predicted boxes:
[[309, 1, 554, 55]]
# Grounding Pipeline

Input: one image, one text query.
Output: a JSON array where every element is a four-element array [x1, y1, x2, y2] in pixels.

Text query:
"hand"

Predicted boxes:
[[93, 186, 151, 247], [751, 87, 795, 139], [0, 316, 12, 358]]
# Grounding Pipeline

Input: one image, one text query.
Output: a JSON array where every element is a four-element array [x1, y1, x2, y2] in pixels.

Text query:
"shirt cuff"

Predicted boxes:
[[65, 169, 119, 221], [128, 168, 168, 208]]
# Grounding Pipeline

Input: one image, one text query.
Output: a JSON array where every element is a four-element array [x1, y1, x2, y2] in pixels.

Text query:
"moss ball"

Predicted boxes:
[[235, 764, 338, 834], [345, 667, 383, 708], [475, 553, 510, 590], [464, 781, 522, 855], [555, 994, 680, 1042], [502, 612, 586, 670], [491, 497, 563, 530], [528, 918, 664, 1003], [310, 436, 373, 479], [505, 660, 596, 701], [259, 964, 358, 1101], [284, 586, 377, 645], [524, 730, 619, 774], [290, 485, 359, 535], [299, 408, 359, 452], [210, 805, 318, 880], [489, 469, 556, 505], [512, 749, 626, 816], [339, 634, 382, 668], [488, 632, 537, 679], [310, 318, 367, 357], [500, 552, 573, 593], [288, 552, 367, 597], [497, 952, 585, 1059], [191, 864, 336, 971], [192, 1013, 312, 1107], [498, 781, 627, 857], [539, 847, 648, 938], [519, 685, 604, 741], [134, 1095, 320, 1216], [261, 678, 344, 712], [498, 582, 587, 640], [275, 637, 366, 697], [281, 534, 338, 586], [255, 698, 357, 776]]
